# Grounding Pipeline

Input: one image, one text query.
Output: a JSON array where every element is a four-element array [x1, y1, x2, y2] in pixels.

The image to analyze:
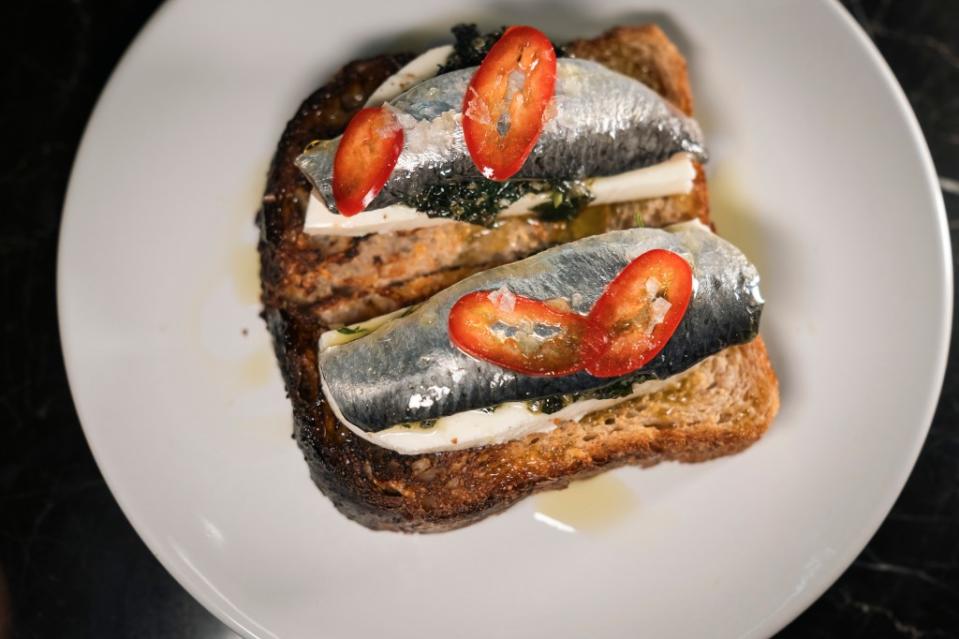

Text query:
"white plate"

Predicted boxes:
[[58, 0, 950, 637]]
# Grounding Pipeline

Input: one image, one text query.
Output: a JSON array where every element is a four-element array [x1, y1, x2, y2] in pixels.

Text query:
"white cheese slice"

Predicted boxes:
[[304, 153, 696, 236], [365, 45, 455, 107], [318, 306, 411, 349]]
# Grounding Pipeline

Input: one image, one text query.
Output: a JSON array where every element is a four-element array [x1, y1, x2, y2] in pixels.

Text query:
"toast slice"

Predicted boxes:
[[258, 25, 779, 532]]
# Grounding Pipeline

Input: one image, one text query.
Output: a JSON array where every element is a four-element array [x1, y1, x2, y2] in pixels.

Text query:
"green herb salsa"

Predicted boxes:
[[403, 179, 595, 227]]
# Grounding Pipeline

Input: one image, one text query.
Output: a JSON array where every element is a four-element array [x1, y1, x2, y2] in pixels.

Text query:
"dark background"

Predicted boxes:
[[1, 1, 956, 637]]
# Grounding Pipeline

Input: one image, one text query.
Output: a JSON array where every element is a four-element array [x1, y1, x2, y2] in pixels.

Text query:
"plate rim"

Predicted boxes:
[[55, 1, 953, 637], [760, 1, 953, 632]]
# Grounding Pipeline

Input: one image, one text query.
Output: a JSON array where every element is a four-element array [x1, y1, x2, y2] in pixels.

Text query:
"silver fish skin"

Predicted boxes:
[[319, 221, 762, 432], [296, 58, 707, 215]]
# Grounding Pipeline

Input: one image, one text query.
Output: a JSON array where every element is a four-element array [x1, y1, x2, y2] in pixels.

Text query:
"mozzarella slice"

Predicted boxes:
[[365, 45, 455, 107]]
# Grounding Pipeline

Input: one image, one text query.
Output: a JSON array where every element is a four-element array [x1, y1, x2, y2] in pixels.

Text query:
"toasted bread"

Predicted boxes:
[[258, 25, 779, 532]]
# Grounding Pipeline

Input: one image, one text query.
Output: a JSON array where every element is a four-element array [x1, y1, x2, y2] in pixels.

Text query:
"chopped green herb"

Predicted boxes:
[[396, 418, 438, 429], [438, 24, 568, 75], [403, 179, 594, 227], [633, 210, 646, 228], [526, 394, 574, 414], [437, 24, 507, 74], [531, 181, 595, 220], [336, 326, 369, 336], [588, 378, 637, 400], [520, 380, 639, 419], [403, 179, 530, 227]]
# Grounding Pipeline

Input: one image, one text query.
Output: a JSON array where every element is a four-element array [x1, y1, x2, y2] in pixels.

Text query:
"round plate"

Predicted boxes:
[[58, 0, 951, 637]]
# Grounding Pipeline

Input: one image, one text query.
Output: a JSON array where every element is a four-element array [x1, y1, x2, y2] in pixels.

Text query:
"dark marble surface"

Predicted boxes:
[[0, 0, 956, 637]]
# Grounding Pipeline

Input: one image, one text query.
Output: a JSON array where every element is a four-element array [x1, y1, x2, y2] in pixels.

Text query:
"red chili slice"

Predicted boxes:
[[581, 249, 693, 378], [448, 289, 587, 376], [461, 26, 557, 181], [332, 106, 404, 216]]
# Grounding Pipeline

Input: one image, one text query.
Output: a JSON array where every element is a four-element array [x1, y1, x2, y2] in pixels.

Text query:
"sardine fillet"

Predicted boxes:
[[258, 24, 780, 532]]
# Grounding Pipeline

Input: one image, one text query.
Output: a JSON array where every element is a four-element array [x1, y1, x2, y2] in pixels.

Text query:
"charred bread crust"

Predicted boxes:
[[258, 26, 779, 532]]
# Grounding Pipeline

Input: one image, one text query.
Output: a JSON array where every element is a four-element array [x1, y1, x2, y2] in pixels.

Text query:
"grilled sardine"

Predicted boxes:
[[320, 220, 761, 432], [297, 58, 707, 219]]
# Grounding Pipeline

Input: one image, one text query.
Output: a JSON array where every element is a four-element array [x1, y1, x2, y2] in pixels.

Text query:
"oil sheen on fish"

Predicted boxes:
[[319, 221, 762, 432], [296, 58, 707, 219]]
